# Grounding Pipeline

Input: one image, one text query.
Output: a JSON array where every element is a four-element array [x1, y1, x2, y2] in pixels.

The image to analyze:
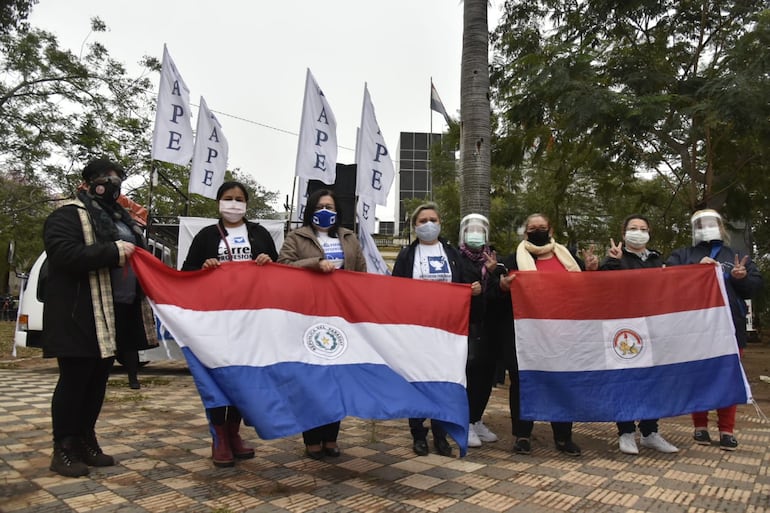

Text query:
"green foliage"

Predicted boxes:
[[0, 171, 53, 276], [129, 163, 279, 222], [0, 0, 37, 35], [490, 0, 769, 254], [0, 14, 280, 268]]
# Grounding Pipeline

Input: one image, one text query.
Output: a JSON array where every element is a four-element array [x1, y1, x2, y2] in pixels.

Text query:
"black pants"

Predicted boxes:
[[51, 356, 114, 441], [116, 349, 139, 382], [408, 418, 446, 442], [502, 336, 574, 443], [617, 419, 659, 436], [466, 339, 498, 424], [302, 422, 340, 445], [207, 406, 242, 426]]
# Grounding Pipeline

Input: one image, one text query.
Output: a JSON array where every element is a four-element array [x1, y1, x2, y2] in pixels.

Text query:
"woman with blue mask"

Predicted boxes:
[[392, 202, 465, 457], [278, 188, 366, 460]]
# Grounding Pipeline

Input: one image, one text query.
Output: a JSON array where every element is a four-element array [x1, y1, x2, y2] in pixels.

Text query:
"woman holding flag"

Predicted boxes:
[[456, 214, 509, 448], [278, 188, 366, 460], [599, 214, 679, 455], [182, 181, 278, 468], [666, 209, 763, 451], [499, 213, 598, 457], [392, 202, 469, 457]]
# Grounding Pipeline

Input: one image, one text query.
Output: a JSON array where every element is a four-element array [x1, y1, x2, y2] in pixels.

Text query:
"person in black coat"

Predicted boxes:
[[456, 214, 509, 449], [182, 181, 278, 467], [43, 158, 158, 477], [392, 202, 464, 458], [498, 213, 597, 457], [666, 209, 763, 451], [599, 214, 679, 455]]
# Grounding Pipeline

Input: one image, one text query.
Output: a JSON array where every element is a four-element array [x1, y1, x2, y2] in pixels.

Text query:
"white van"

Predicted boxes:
[[14, 252, 47, 350], [13, 249, 184, 362]]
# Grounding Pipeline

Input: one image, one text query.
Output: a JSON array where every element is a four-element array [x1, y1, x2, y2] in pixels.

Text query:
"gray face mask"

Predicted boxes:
[[415, 222, 440, 242]]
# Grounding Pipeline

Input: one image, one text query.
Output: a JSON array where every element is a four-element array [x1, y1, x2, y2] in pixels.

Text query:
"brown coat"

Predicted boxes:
[[278, 225, 366, 272]]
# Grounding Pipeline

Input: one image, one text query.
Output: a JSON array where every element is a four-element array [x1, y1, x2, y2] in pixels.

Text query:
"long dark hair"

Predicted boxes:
[[303, 188, 342, 237], [216, 181, 250, 201]]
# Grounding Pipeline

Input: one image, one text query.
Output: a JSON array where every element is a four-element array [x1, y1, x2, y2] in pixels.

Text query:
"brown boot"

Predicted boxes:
[[79, 432, 116, 467], [50, 437, 89, 477], [211, 424, 234, 467], [227, 419, 255, 459]]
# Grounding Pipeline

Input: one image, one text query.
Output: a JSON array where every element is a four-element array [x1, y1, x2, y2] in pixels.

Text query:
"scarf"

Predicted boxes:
[[459, 243, 491, 281], [76, 189, 142, 244], [515, 239, 581, 272]]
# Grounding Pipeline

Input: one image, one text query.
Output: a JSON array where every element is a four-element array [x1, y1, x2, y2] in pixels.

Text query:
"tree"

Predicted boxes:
[[0, 17, 156, 189], [460, 0, 492, 218], [1, 14, 280, 263], [491, 1, 770, 228], [0, 0, 37, 34], [0, 171, 53, 284]]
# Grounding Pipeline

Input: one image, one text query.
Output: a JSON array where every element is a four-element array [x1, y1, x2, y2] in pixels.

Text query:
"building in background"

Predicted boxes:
[[395, 131, 447, 235]]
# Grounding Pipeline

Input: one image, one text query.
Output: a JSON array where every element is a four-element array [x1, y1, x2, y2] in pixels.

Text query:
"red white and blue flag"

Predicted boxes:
[[130, 249, 471, 453], [510, 264, 751, 422]]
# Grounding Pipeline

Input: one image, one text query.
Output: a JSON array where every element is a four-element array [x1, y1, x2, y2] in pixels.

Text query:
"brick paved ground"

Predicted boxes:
[[1, 350, 769, 513]]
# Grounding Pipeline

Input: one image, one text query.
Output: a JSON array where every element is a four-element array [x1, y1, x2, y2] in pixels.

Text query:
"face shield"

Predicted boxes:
[[459, 214, 489, 249], [691, 210, 723, 245]]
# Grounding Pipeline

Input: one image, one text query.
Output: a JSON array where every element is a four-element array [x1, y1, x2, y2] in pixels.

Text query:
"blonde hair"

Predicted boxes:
[[410, 202, 440, 227]]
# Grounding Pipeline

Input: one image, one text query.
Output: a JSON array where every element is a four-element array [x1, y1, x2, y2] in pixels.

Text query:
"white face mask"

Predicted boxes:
[[696, 226, 722, 243], [219, 200, 247, 223], [624, 230, 650, 248]]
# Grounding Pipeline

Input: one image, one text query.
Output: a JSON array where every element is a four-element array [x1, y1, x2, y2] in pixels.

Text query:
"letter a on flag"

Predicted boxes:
[[295, 68, 338, 185], [355, 84, 395, 207], [151, 45, 194, 165], [189, 97, 229, 199]]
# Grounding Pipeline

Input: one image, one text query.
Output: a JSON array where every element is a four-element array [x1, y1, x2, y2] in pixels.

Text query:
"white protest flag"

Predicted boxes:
[[357, 196, 376, 234], [357, 215, 390, 275], [295, 69, 337, 184], [355, 84, 394, 207], [189, 97, 229, 199], [151, 45, 194, 165], [291, 176, 309, 225]]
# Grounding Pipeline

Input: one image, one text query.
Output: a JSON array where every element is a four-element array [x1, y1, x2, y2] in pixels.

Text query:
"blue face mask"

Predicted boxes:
[[312, 208, 336, 229]]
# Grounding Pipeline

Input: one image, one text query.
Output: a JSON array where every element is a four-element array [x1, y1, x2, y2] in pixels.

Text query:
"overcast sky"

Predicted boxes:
[[28, 1, 503, 220]]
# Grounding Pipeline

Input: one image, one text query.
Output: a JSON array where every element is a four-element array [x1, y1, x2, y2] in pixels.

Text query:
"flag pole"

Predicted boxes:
[[429, 78, 433, 201], [146, 160, 156, 237], [287, 176, 297, 233]]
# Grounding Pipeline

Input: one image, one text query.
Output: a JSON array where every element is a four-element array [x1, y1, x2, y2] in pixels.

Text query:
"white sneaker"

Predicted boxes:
[[640, 432, 679, 453], [467, 424, 482, 447], [472, 421, 498, 442], [618, 433, 639, 454]]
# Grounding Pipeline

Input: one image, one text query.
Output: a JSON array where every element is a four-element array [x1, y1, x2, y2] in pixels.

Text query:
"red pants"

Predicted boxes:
[[691, 349, 743, 433]]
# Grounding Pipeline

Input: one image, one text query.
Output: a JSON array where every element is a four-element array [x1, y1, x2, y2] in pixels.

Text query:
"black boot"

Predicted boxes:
[[79, 433, 116, 467], [50, 437, 89, 477]]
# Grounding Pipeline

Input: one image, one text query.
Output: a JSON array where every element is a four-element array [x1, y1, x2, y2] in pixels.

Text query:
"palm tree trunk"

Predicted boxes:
[[460, 0, 491, 218]]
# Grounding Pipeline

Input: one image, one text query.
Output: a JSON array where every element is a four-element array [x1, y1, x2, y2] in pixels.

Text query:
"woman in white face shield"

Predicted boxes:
[[666, 209, 764, 451], [600, 214, 679, 455], [457, 214, 509, 449]]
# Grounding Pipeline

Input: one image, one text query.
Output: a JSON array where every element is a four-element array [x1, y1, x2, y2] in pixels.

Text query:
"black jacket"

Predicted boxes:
[[599, 248, 664, 271], [42, 203, 152, 358], [182, 219, 278, 270], [667, 242, 763, 348]]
